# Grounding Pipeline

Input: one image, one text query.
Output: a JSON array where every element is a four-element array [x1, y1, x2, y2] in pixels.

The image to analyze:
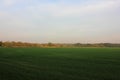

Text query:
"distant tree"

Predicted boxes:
[[0, 41, 2, 47], [3, 41, 11, 47], [103, 43, 112, 47], [48, 42, 54, 47], [74, 43, 82, 47]]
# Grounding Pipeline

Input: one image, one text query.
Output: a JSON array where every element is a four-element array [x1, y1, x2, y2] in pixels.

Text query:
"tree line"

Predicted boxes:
[[0, 41, 120, 48]]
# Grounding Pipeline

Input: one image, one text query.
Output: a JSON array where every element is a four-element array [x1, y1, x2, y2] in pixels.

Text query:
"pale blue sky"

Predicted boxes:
[[0, 0, 120, 43]]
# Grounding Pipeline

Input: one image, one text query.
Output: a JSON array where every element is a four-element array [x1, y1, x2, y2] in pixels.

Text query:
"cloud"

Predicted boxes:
[[25, 0, 120, 18], [0, 12, 6, 17], [2, 0, 16, 6], [1, 0, 23, 7]]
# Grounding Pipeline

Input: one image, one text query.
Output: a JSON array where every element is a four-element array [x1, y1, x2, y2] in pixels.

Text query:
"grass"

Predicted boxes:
[[0, 47, 120, 80]]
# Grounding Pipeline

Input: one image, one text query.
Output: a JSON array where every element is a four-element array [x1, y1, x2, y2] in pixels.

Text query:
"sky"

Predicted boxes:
[[0, 0, 120, 43]]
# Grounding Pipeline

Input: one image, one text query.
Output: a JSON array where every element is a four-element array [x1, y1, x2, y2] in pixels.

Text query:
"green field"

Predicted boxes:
[[0, 48, 120, 80]]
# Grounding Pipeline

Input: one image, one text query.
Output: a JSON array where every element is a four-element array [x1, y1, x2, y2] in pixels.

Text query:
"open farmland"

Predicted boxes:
[[0, 48, 120, 80]]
